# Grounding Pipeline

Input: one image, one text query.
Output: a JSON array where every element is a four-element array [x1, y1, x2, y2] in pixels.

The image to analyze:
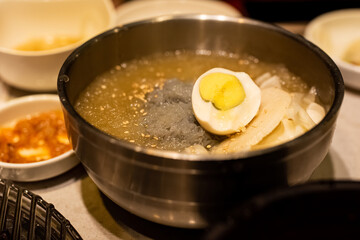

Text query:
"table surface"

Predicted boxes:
[[1, 22, 360, 240]]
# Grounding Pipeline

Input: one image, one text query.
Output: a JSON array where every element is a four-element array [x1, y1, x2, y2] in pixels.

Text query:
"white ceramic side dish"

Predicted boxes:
[[304, 9, 360, 90], [0, 94, 79, 182], [0, 0, 116, 91]]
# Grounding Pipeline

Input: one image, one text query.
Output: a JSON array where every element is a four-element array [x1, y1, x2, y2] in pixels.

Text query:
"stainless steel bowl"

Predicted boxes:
[[58, 15, 344, 228]]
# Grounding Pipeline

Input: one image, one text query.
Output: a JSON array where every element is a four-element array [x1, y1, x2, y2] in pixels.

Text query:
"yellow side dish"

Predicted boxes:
[[15, 35, 82, 51]]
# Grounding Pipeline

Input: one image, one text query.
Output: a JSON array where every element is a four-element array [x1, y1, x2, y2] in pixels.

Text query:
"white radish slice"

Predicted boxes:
[[306, 102, 326, 124], [254, 118, 306, 150], [259, 75, 281, 89], [183, 144, 209, 154], [255, 72, 272, 86], [212, 88, 291, 153]]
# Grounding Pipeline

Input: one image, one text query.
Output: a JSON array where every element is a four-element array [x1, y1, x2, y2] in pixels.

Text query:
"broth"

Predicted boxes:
[[75, 50, 319, 152]]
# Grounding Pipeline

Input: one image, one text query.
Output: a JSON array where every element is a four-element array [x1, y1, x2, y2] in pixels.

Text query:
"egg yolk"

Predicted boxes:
[[199, 72, 245, 111]]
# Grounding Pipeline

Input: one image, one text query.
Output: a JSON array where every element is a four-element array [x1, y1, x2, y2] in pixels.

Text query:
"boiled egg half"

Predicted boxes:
[[192, 68, 261, 135]]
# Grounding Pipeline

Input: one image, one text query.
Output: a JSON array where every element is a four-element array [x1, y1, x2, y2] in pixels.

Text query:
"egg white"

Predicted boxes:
[[192, 68, 261, 135]]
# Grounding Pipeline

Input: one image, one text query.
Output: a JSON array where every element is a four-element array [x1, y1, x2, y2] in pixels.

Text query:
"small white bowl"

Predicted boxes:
[[0, 0, 116, 91], [116, 0, 241, 26], [304, 9, 360, 90], [0, 94, 79, 182]]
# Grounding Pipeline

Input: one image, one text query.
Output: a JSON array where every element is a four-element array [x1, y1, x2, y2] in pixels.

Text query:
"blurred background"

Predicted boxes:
[[113, 0, 360, 22]]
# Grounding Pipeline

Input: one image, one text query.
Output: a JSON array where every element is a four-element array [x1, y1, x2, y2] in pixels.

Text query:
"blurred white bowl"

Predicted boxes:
[[0, 94, 79, 182], [0, 0, 116, 91], [116, 0, 241, 25], [305, 9, 360, 90]]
